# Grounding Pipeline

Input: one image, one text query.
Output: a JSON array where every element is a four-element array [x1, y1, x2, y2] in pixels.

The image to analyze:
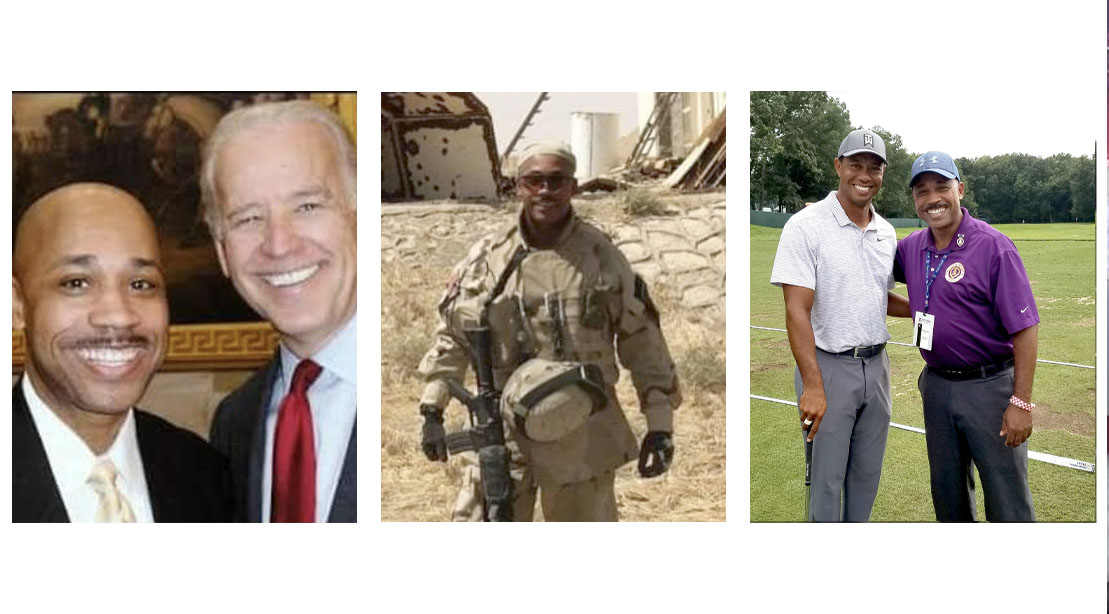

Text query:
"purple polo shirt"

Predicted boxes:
[[893, 208, 1039, 369]]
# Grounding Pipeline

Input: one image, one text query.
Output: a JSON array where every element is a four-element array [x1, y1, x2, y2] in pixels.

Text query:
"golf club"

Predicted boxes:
[[804, 436, 813, 521]]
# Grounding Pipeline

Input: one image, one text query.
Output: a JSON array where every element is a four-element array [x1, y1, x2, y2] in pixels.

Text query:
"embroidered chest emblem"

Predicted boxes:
[[945, 262, 965, 283], [956, 234, 965, 247]]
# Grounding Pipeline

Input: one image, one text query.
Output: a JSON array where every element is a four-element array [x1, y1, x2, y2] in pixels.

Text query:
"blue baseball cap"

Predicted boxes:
[[909, 151, 960, 188]]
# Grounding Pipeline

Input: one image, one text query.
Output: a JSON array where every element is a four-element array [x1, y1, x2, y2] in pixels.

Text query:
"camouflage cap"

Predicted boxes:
[[518, 141, 577, 173]]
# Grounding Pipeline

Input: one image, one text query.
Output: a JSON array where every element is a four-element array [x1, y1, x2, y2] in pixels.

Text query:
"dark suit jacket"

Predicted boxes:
[[209, 355, 356, 522], [12, 384, 233, 522]]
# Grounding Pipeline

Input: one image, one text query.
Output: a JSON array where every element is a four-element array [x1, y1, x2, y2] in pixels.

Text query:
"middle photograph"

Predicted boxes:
[[380, 92, 726, 522]]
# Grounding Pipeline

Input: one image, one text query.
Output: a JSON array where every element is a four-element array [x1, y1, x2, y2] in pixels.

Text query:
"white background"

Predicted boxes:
[[1, 1, 1105, 613]]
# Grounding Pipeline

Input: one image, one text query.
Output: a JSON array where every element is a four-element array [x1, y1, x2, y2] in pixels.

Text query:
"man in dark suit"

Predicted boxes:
[[13, 182, 231, 522], [202, 100, 356, 523]]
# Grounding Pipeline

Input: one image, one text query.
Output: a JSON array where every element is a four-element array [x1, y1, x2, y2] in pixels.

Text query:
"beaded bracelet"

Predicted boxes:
[[1009, 395, 1034, 412]]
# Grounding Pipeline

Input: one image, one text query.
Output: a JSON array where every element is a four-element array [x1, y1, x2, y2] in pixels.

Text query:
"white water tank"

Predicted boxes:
[[570, 112, 620, 180]]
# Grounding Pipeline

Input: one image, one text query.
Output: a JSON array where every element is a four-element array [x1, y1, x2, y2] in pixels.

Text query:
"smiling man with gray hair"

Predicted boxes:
[[202, 100, 357, 523]]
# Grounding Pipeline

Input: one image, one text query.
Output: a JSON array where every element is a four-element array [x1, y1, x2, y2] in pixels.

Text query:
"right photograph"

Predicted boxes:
[[750, 90, 1096, 522]]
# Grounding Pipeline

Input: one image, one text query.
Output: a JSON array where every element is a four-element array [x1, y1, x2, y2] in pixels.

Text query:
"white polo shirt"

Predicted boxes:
[[770, 191, 897, 353]]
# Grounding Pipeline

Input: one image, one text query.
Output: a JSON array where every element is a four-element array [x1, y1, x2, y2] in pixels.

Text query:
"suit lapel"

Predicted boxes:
[[135, 414, 157, 520], [327, 420, 357, 523], [136, 411, 177, 522], [12, 383, 70, 522], [248, 356, 281, 523]]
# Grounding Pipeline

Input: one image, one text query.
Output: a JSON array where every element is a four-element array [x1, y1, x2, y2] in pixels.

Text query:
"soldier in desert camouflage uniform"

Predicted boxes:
[[417, 142, 681, 521]]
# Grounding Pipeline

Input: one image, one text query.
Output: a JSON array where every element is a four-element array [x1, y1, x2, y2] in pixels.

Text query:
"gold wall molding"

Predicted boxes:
[[13, 322, 279, 373]]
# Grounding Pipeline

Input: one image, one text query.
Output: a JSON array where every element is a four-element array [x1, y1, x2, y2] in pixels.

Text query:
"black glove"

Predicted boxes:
[[420, 404, 447, 462], [637, 431, 674, 478]]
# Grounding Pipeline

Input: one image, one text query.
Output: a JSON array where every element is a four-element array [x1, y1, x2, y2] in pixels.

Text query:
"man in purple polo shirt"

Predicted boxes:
[[893, 151, 1039, 522]]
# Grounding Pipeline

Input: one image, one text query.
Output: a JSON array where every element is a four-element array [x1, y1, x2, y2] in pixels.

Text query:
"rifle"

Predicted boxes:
[[442, 245, 529, 522]]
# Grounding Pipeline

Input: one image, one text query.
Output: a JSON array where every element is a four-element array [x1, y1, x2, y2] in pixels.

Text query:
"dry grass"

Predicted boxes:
[[611, 290, 727, 521], [619, 189, 670, 217], [380, 196, 726, 521]]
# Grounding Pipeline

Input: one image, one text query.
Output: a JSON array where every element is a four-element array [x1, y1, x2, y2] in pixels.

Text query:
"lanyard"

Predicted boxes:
[[923, 251, 948, 313]]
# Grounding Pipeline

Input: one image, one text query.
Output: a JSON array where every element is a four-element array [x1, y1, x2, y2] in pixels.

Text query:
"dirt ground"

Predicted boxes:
[[380, 189, 727, 521]]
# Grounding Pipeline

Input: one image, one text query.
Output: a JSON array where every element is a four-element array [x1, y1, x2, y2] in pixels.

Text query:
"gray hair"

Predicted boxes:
[[199, 100, 356, 239]]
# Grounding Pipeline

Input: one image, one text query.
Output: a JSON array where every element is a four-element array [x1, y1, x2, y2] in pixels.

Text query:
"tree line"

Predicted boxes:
[[750, 91, 1095, 223]]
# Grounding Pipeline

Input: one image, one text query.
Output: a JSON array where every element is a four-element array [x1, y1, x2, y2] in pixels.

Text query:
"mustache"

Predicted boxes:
[[67, 335, 152, 349]]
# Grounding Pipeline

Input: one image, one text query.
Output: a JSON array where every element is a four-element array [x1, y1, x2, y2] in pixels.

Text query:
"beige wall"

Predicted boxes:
[[138, 370, 256, 439]]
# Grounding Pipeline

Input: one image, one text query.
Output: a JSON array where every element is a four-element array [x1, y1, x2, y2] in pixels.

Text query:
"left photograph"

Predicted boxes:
[[12, 92, 357, 522]]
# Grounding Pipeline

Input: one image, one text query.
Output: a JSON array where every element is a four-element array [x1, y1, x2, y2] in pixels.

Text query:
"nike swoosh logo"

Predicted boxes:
[[1021, 306, 1029, 313]]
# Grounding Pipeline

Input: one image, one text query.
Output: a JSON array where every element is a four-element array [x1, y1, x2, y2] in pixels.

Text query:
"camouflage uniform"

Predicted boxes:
[[419, 208, 681, 521]]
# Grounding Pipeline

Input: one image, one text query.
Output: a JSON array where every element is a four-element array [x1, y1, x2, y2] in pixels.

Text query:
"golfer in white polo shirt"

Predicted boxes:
[[770, 128, 909, 522]]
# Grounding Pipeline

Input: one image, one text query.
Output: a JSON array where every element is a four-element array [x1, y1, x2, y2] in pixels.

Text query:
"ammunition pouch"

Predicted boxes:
[[479, 445, 513, 521], [445, 430, 478, 454]]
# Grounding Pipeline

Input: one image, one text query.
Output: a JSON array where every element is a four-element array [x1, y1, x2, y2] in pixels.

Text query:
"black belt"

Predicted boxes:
[[929, 358, 1014, 381], [827, 343, 886, 359]]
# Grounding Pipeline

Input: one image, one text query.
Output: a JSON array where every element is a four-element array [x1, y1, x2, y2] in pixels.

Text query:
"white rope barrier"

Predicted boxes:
[[751, 394, 1095, 473], [750, 326, 1095, 369]]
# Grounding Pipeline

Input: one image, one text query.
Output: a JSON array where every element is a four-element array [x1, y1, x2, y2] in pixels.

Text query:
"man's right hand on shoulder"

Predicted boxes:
[[799, 386, 827, 443], [420, 404, 448, 462]]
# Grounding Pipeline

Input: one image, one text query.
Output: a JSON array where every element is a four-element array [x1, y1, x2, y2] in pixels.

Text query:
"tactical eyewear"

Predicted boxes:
[[517, 174, 573, 191]]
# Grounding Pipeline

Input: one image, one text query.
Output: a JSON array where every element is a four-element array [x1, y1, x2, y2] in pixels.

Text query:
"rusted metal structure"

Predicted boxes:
[[381, 92, 502, 202]]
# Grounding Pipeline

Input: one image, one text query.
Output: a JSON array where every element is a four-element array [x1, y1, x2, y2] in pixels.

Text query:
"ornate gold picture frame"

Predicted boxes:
[[14, 323, 280, 372]]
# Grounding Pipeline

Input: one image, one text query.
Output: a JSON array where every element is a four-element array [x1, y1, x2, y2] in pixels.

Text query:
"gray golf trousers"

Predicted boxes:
[[795, 348, 891, 522], [918, 366, 1035, 522]]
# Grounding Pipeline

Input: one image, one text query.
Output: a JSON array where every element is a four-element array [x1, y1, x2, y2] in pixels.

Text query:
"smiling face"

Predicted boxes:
[[517, 154, 576, 233], [212, 120, 356, 357], [833, 152, 886, 210], [911, 172, 965, 236], [14, 184, 168, 422]]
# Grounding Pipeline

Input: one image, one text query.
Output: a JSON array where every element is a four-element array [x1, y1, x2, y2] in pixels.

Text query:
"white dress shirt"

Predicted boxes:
[[23, 376, 155, 523], [261, 313, 357, 522]]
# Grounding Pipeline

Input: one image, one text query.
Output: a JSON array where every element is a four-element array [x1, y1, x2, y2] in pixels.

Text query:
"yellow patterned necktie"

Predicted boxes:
[[87, 458, 136, 523]]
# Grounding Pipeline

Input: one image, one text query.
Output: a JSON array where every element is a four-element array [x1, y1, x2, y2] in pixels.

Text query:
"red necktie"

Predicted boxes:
[[272, 359, 322, 523]]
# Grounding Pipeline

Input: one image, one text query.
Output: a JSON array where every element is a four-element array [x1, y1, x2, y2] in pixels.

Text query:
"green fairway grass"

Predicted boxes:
[[750, 222, 1095, 522]]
